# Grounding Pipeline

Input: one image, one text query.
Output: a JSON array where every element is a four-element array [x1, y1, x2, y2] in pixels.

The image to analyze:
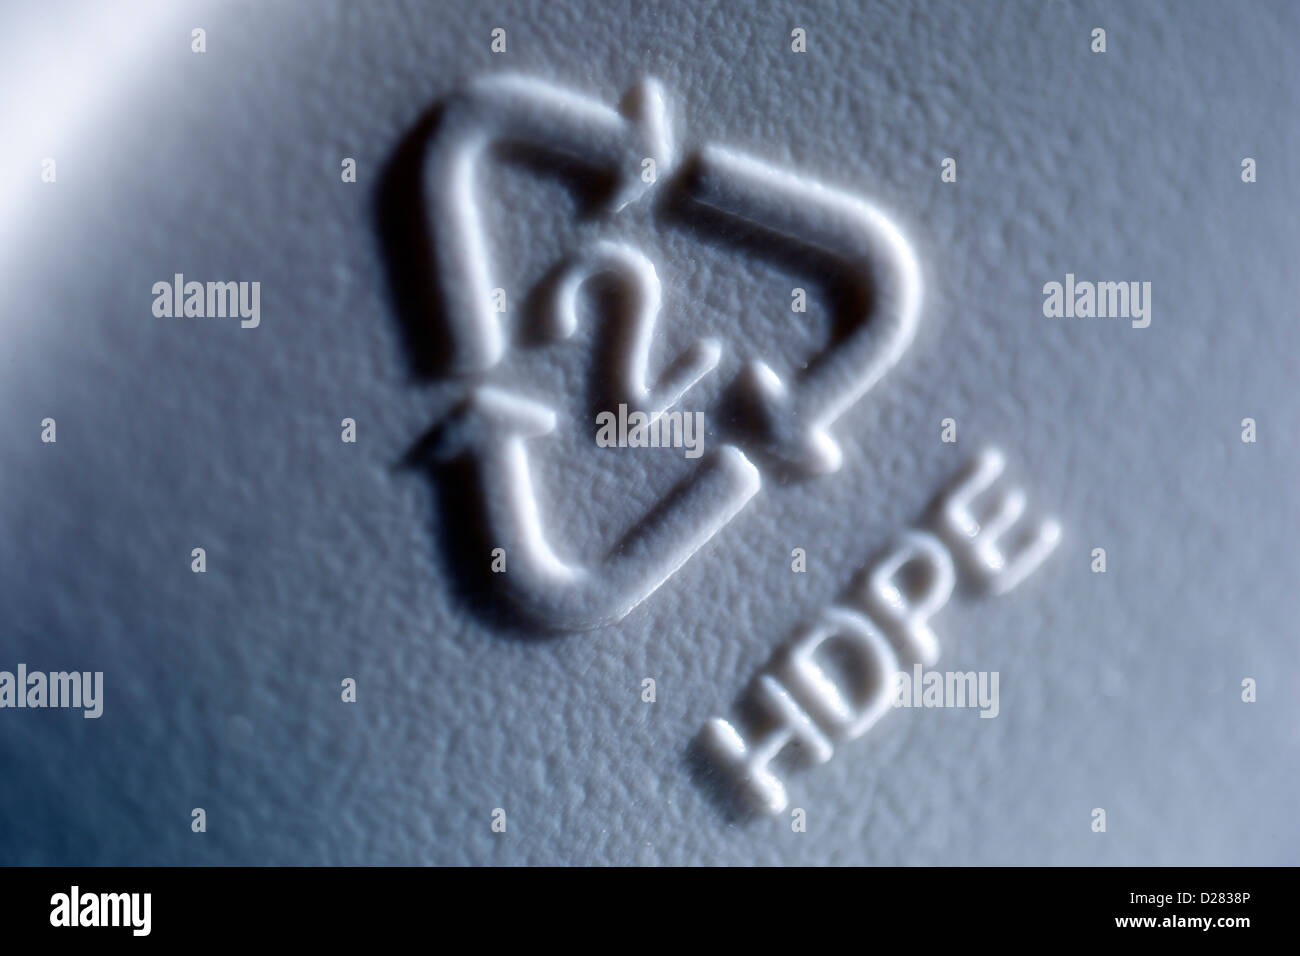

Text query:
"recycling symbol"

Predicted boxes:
[[417, 74, 922, 630]]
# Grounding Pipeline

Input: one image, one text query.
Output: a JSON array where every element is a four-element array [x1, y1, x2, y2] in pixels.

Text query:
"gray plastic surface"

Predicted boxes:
[[1, 0, 1297, 865]]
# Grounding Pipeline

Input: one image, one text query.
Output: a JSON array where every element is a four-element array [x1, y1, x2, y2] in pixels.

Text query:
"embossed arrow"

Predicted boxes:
[[426, 75, 673, 374], [429, 386, 759, 630]]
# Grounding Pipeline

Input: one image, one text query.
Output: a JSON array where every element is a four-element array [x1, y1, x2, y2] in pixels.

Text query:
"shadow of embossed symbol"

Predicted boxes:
[[390, 75, 922, 631]]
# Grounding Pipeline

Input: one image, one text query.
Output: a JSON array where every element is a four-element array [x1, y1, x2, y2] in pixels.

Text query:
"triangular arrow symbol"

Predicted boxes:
[[684, 144, 922, 475], [426, 75, 673, 373], [429, 386, 759, 630], [412, 75, 923, 629]]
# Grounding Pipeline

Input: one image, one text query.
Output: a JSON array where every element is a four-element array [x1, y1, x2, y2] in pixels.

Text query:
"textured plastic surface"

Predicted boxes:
[[1, 0, 1297, 865]]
